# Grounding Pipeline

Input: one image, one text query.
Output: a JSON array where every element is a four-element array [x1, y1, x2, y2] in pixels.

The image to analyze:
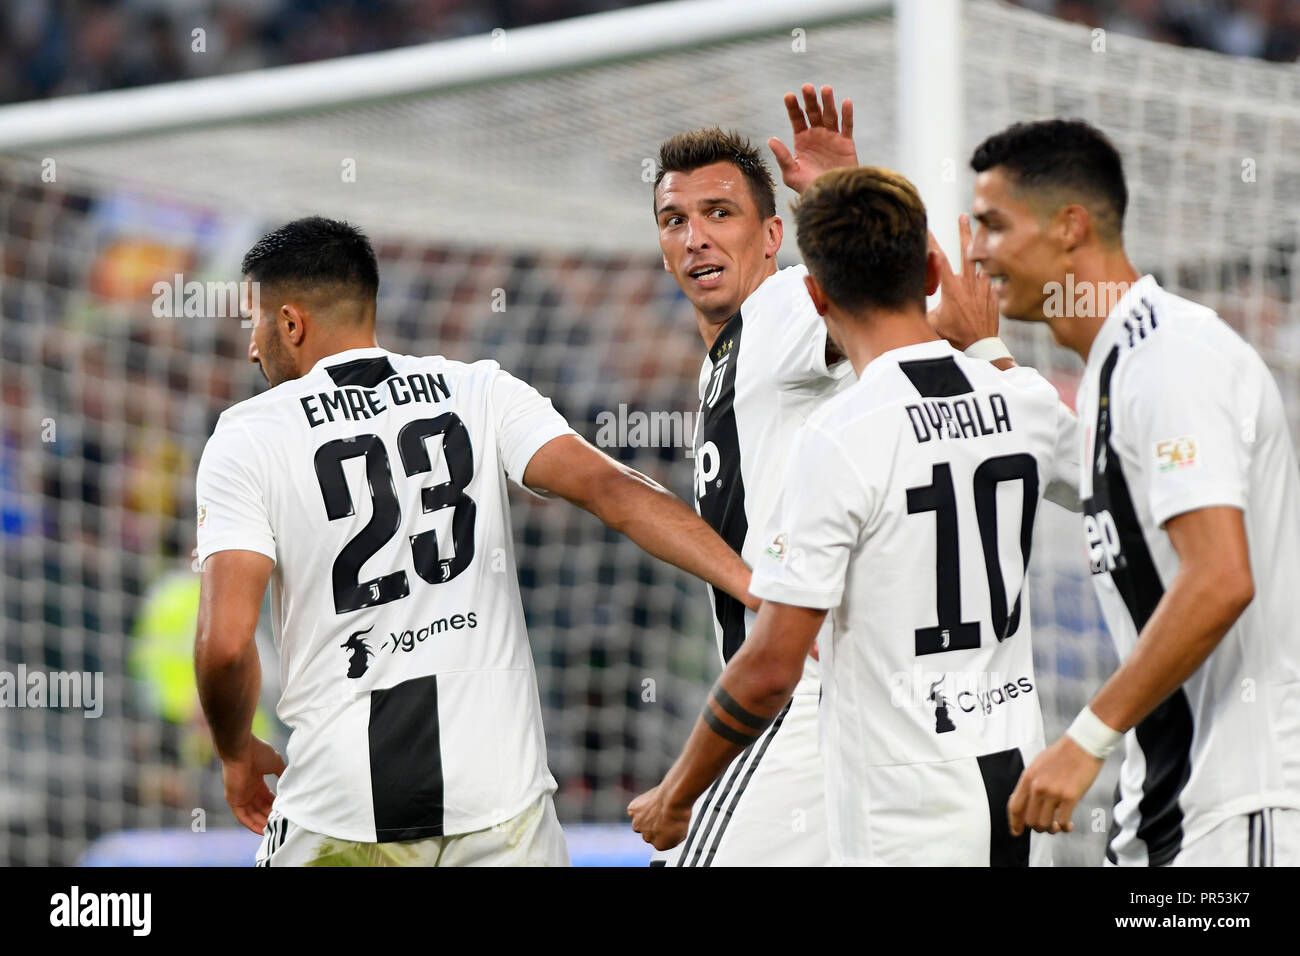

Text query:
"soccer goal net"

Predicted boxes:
[[0, 0, 1296, 866]]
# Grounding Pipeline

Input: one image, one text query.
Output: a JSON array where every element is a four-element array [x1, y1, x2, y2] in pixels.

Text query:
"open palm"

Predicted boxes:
[[769, 84, 860, 194]]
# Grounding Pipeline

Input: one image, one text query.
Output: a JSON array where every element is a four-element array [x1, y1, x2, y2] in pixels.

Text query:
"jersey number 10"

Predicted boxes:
[[905, 453, 1038, 656], [313, 413, 477, 614]]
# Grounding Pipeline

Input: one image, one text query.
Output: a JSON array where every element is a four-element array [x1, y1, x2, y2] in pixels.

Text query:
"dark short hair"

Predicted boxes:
[[794, 166, 929, 314], [653, 128, 777, 219], [241, 216, 379, 299], [970, 119, 1128, 242]]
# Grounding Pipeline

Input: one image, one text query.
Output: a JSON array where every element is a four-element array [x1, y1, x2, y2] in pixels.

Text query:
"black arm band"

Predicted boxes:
[[712, 685, 773, 731], [703, 707, 761, 747]]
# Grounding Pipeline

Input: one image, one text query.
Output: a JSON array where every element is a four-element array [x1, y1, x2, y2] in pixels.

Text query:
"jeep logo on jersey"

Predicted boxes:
[[341, 626, 375, 678], [1084, 510, 1123, 574], [695, 440, 721, 501]]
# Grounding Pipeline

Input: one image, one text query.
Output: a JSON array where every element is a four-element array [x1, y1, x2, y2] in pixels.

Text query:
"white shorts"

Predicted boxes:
[[651, 691, 831, 867], [254, 791, 569, 867], [1146, 808, 1298, 867], [831, 744, 1052, 866]]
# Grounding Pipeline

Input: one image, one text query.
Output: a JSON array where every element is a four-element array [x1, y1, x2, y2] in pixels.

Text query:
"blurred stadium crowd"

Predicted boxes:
[[2, 0, 1298, 107], [1016, 0, 1300, 62], [0, 0, 654, 104]]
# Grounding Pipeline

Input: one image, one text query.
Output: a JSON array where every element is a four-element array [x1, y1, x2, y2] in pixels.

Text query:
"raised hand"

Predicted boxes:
[[926, 214, 1002, 352], [768, 83, 859, 195]]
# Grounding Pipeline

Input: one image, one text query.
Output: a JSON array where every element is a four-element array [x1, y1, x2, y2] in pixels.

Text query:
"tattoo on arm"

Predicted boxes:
[[702, 684, 775, 746], [713, 685, 771, 730], [704, 708, 761, 747]]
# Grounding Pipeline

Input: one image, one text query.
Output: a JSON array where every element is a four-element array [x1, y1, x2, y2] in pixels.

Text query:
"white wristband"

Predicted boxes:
[[964, 336, 1014, 362], [1066, 706, 1123, 759]]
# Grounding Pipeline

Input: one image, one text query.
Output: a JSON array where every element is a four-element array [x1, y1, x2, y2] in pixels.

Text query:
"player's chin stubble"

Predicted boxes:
[[257, 330, 294, 388]]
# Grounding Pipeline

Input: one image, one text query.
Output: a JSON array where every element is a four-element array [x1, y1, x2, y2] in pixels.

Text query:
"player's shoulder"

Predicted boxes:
[[741, 263, 812, 324], [794, 382, 882, 479], [377, 348, 477, 373], [805, 343, 935, 432], [760, 262, 809, 294], [201, 394, 278, 475], [959, 352, 1061, 408], [1110, 276, 1252, 379], [799, 346, 948, 477], [811, 341, 1058, 429], [204, 371, 325, 474], [386, 350, 507, 384], [1117, 276, 1232, 353], [209, 379, 292, 435], [1143, 274, 1219, 324]]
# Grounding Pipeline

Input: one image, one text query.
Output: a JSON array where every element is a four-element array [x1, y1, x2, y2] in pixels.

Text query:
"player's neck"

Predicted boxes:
[[694, 261, 779, 351], [833, 308, 940, 377], [1048, 247, 1141, 362], [295, 331, 381, 377]]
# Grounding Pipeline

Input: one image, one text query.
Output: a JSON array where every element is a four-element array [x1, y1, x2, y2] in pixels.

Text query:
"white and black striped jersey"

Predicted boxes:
[[693, 264, 854, 685], [650, 264, 848, 869], [751, 340, 1078, 865], [196, 347, 574, 842], [1076, 275, 1300, 866]]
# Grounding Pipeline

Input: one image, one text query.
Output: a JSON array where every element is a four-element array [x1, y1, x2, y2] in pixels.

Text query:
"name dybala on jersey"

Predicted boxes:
[[195, 347, 575, 842], [693, 263, 854, 677], [1077, 275, 1300, 866], [751, 341, 1078, 865]]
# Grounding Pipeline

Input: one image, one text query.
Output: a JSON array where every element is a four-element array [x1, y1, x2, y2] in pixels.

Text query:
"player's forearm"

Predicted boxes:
[[195, 638, 262, 761], [597, 471, 757, 610], [1089, 564, 1252, 733], [662, 633, 803, 806], [662, 664, 798, 809]]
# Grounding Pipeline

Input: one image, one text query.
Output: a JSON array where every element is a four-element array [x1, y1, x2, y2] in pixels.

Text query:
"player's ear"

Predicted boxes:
[[765, 215, 783, 260], [1057, 203, 1089, 253], [662, 254, 671, 273], [803, 274, 829, 316], [280, 302, 307, 347], [925, 249, 942, 296]]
